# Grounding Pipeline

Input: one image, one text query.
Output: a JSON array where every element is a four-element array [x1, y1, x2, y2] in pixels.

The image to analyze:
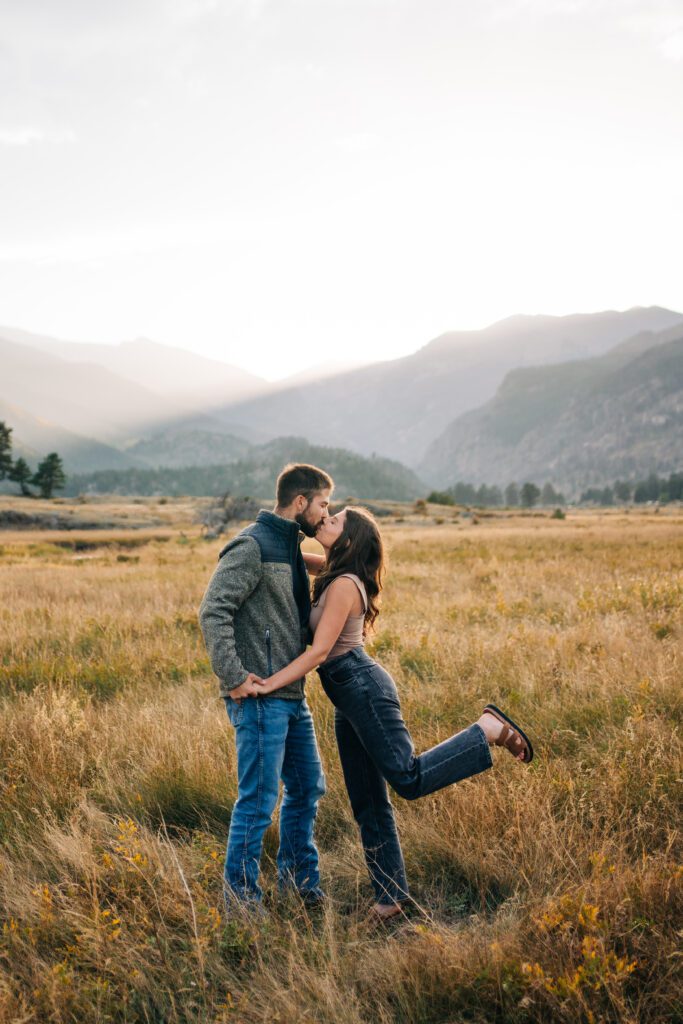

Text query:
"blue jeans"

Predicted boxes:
[[318, 648, 492, 906], [223, 695, 326, 904]]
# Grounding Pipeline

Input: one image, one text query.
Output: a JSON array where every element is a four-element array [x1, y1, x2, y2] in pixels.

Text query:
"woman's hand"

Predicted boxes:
[[254, 676, 278, 695], [229, 673, 263, 698], [302, 551, 326, 576]]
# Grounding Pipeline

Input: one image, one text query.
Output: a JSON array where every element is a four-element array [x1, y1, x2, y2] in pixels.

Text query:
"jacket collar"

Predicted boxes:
[[256, 509, 302, 543]]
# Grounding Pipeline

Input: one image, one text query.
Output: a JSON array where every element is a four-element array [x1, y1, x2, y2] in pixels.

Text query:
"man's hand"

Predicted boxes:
[[228, 673, 264, 699]]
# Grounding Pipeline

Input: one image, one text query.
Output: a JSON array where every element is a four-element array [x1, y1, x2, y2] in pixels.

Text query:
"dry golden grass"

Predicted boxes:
[[0, 504, 681, 1023]]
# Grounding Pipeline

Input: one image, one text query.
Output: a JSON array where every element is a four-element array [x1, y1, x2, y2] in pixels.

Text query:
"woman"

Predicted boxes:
[[255, 506, 533, 921]]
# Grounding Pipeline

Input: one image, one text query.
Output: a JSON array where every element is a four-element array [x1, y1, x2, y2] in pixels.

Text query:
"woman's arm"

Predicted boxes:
[[256, 578, 360, 693], [302, 551, 326, 576]]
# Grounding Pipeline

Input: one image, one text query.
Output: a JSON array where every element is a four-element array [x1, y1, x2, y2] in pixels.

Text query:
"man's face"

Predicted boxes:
[[295, 489, 331, 537], [315, 508, 347, 550]]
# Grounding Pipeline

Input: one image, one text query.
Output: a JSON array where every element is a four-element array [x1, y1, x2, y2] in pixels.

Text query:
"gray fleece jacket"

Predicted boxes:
[[198, 510, 311, 700]]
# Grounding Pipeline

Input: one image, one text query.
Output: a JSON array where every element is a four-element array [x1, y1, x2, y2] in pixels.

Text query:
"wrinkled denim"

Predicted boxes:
[[224, 696, 326, 904], [318, 648, 492, 905]]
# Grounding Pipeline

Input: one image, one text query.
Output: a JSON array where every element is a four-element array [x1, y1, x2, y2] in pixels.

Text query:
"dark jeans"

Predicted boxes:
[[318, 647, 492, 906]]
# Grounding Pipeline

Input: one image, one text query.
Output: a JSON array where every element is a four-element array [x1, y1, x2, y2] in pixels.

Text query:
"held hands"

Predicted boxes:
[[254, 675, 278, 695], [229, 673, 265, 699], [229, 671, 282, 699]]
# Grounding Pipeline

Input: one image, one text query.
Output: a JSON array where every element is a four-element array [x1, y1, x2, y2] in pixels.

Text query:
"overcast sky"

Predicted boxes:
[[1, 0, 682, 379]]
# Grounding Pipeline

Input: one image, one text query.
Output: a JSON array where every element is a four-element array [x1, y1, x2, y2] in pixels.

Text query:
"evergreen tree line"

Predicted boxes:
[[579, 472, 683, 506], [0, 422, 66, 499], [428, 472, 683, 508], [427, 481, 565, 508], [2, 416, 679, 507], [61, 449, 420, 501]]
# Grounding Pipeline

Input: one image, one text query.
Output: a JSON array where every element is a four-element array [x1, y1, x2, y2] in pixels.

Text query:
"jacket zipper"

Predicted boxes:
[[265, 628, 273, 676]]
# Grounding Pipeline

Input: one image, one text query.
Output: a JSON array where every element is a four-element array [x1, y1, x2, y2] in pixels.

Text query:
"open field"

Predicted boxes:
[[0, 501, 681, 1023]]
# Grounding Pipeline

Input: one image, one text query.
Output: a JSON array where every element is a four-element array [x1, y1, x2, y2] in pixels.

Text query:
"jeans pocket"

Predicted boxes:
[[366, 664, 401, 708], [324, 666, 358, 690], [226, 697, 245, 726]]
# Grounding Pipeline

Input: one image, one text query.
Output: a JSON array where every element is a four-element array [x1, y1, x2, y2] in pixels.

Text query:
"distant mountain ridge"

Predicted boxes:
[[0, 333, 189, 446], [0, 329, 268, 470], [124, 430, 252, 468], [2, 308, 682, 491], [205, 307, 683, 465], [0, 326, 268, 406], [420, 323, 683, 492], [0, 396, 140, 473]]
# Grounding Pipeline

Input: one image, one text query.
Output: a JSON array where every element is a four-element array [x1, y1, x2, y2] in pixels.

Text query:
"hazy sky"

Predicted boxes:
[[1, 0, 682, 379]]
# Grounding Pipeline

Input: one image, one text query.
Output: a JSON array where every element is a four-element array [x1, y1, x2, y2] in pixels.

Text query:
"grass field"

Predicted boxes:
[[0, 500, 681, 1023]]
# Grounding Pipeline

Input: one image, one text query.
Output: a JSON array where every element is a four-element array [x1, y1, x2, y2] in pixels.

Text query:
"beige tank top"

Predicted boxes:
[[309, 573, 368, 662]]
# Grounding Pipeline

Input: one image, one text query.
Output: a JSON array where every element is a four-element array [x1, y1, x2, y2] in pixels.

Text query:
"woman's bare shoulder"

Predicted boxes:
[[327, 576, 364, 611], [326, 576, 359, 595]]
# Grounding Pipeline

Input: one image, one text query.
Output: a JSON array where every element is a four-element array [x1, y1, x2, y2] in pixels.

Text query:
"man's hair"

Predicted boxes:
[[276, 463, 334, 508]]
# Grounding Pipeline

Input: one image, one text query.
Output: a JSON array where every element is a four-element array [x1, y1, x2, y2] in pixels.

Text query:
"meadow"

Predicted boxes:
[[0, 498, 681, 1023]]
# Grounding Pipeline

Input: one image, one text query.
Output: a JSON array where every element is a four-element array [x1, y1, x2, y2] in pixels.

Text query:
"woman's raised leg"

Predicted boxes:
[[324, 659, 493, 800]]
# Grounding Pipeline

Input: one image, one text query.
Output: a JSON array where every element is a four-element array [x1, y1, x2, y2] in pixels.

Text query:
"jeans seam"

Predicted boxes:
[[474, 722, 494, 768], [241, 698, 265, 881], [420, 729, 492, 779], [350, 717, 408, 905], [366, 689, 406, 767], [356, 728, 388, 901], [283, 725, 308, 888]]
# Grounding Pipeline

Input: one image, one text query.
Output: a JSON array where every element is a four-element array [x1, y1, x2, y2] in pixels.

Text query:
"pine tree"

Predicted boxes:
[[31, 452, 66, 499], [613, 480, 632, 503], [520, 482, 541, 508], [9, 458, 33, 496], [0, 421, 13, 480], [541, 482, 556, 505], [504, 482, 519, 507]]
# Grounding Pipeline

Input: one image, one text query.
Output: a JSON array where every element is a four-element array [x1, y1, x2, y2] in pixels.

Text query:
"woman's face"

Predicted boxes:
[[315, 508, 347, 551]]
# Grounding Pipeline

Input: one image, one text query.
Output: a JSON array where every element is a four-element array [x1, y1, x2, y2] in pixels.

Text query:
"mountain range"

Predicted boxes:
[[1, 306, 682, 498], [0, 328, 270, 471], [0, 326, 266, 410], [203, 307, 683, 467]]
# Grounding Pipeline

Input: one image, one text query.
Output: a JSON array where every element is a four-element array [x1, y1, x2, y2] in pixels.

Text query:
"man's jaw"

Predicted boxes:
[[295, 511, 319, 538]]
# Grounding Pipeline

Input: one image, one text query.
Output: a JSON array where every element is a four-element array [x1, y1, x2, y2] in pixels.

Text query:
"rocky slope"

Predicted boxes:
[[420, 326, 683, 492]]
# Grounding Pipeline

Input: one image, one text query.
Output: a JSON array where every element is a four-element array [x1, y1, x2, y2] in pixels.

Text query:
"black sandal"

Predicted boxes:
[[483, 704, 534, 763]]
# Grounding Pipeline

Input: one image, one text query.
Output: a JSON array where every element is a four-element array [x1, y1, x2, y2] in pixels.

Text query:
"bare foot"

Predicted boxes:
[[369, 901, 405, 922]]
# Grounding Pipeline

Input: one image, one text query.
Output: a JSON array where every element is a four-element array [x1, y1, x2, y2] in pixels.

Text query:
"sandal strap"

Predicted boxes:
[[496, 724, 514, 748], [496, 723, 525, 756]]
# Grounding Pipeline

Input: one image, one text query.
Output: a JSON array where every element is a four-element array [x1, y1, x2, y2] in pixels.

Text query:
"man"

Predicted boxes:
[[199, 462, 333, 907]]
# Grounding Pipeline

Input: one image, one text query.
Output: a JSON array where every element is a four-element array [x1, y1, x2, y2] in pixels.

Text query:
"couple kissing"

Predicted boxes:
[[199, 463, 533, 922]]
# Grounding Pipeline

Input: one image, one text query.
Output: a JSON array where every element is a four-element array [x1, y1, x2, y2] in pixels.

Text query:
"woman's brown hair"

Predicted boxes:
[[312, 506, 385, 632]]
